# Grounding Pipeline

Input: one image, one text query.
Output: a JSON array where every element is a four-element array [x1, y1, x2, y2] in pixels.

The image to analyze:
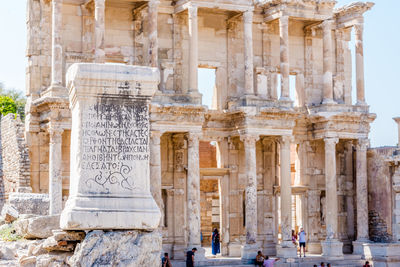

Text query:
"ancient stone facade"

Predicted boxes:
[[1, 114, 31, 199], [23, 0, 398, 262]]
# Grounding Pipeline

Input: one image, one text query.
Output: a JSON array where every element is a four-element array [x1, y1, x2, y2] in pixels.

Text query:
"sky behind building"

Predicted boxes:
[[0, 0, 399, 147]]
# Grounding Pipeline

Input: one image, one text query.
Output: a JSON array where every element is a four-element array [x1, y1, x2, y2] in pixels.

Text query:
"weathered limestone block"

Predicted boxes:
[[9, 193, 49, 216], [1, 204, 19, 223], [68, 230, 162, 267], [60, 63, 160, 230], [14, 215, 59, 239]]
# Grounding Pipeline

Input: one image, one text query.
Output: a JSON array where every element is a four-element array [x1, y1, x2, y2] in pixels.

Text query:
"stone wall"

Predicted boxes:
[[367, 148, 393, 241], [0, 119, 4, 211], [1, 114, 31, 200]]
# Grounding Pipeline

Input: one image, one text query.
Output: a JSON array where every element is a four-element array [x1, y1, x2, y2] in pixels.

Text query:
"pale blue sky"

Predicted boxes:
[[1, 1, 399, 147]]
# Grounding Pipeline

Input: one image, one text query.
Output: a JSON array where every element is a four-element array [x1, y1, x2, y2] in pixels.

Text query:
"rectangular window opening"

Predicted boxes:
[[198, 68, 217, 110]]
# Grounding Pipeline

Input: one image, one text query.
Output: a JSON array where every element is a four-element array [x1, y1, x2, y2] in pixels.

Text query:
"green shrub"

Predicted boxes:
[[0, 95, 17, 116]]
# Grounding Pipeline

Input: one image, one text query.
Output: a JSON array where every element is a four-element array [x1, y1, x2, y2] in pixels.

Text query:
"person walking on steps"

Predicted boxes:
[[211, 228, 220, 257], [298, 227, 307, 258], [186, 248, 197, 267]]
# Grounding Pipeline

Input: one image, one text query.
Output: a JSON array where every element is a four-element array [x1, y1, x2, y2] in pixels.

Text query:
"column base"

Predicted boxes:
[[276, 241, 297, 258], [321, 240, 344, 259], [241, 243, 259, 260], [356, 100, 368, 106], [228, 243, 242, 257], [307, 241, 322, 254], [187, 91, 203, 105], [41, 84, 68, 98], [353, 239, 370, 257], [322, 98, 336, 105], [278, 97, 293, 108]]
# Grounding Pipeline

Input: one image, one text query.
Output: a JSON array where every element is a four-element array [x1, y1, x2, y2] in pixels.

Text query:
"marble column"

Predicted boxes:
[[188, 5, 198, 94], [322, 137, 343, 258], [148, 0, 159, 68], [243, 10, 254, 96], [394, 117, 400, 146], [354, 23, 366, 105], [94, 0, 105, 63], [277, 136, 297, 257], [186, 133, 205, 258], [150, 131, 162, 215], [356, 139, 369, 241], [279, 16, 290, 101], [241, 135, 259, 259], [49, 0, 64, 94], [322, 20, 334, 104], [48, 126, 63, 215]]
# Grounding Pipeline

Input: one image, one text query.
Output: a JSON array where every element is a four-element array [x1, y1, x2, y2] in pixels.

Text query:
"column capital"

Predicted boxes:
[[186, 132, 201, 144], [356, 138, 369, 151], [278, 135, 292, 145], [48, 125, 63, 143], [94, 0, 105, 6], [321, 19, 334, 31], [243, 10, 253, 24], [353, 23, 364, 35], [187, 4, 198, 16], [279, 15, 289, 24], [324, 137, 339, 146], [240, 134, 259, 146], [148, 0, 160, 6]]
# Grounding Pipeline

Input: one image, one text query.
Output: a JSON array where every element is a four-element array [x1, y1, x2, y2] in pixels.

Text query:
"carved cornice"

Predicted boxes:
[[334, 2, 374, 17]]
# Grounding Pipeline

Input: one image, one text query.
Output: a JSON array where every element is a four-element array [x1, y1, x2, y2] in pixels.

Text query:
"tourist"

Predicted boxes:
[[298, 228, 306, 257], [211, 228, 220, 256], [320, 262, 325, 267], [162, 252, 172, 267], [186, 248, 197, 267], [327, 264, 331, 267], [292, 229, 297, 246], [263, 256, 279, 267], [363, 261, 371, 267], [255, 251, 266, 266], [313, 265, 318, 267]]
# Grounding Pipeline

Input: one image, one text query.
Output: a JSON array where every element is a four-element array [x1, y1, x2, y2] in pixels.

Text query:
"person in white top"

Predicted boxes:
[[298, 228, 307, 257]]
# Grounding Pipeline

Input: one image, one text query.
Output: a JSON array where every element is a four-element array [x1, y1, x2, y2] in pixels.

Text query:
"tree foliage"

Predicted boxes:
[[0, 82, 26, 119]]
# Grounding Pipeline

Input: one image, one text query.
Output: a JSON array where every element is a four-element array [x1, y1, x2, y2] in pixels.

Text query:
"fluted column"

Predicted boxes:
[[356, 139, 369, 241], [322, 20, 334, 104], [277, 136, 296, 257], [324, 137, 339, 240], [279, 16, 290, 101], [188, 5, 198, 94], [322, 137, 343, 257], [243, 10, 254, 96], [241, 135, 259, 259], [187, 133, 201, 247], [94, 0, 105, 63], [148, 0, 159, 67], [49, 126, 63, 215], [150, 131, 162, 215], [354, 23, 366, 105]]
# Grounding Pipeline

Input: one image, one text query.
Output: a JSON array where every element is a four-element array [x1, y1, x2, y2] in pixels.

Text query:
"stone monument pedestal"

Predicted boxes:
[[321, 240, 344, 259], [276, 241, 297, 258], [60, 63, 161, 230]]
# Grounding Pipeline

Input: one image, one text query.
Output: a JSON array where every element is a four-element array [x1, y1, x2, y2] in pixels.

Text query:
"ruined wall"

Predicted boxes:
[[1, 114, 31, 199], [0, 120, 5, 210], [367, 148, 393, 242], [199, 141, 217, 168]]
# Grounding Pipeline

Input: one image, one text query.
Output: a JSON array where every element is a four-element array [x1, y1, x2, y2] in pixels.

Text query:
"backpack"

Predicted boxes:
[[214, 233, 220, 243]]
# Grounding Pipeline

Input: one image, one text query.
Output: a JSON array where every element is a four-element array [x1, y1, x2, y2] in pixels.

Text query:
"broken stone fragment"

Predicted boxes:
[[43, 236, 75, 252], [52, 229, 85, 242], [18, 255, 36, 267], [14, 215, 59, 239], [1, 204, 19, 223]]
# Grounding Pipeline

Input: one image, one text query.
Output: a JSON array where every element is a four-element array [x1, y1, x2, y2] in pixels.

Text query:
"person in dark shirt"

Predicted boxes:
[[186, 248, 197, 267], [162, 252, 172, 267]]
